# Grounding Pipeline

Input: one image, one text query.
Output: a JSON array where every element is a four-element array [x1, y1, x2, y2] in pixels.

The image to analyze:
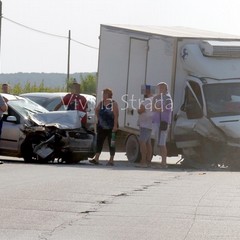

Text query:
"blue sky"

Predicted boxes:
[[1, 0, 240, 73]]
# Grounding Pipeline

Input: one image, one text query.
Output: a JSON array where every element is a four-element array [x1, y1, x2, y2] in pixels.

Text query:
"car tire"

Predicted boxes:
[[21, 140, 34, 163], [21, 135, 46, 163]]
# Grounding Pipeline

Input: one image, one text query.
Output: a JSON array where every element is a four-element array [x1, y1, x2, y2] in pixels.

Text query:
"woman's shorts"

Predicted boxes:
[[139, 127, 152, 143], [153, 123, 169, 146], [158, 129, 169, 146]]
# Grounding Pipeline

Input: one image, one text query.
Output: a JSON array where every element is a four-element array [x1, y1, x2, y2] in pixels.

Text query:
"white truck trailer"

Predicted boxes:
[[97, 24, 240, 167]]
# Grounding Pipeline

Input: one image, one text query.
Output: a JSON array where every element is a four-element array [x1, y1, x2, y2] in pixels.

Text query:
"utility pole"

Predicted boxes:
[[0, 1, 2, 61], [67, 30, 71, 90]]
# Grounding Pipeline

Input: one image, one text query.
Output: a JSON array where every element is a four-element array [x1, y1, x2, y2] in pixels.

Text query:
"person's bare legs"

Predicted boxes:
[[94, 153, 100, 161], [140, 141, 147, 165], [90, 152, 100, 164], [146, 140, 152, 165], [159, 145, 167, 167], [108, 155, 114, 163]]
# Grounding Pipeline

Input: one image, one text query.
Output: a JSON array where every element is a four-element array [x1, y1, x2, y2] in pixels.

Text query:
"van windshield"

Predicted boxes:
[[204, 83, 240, 117]]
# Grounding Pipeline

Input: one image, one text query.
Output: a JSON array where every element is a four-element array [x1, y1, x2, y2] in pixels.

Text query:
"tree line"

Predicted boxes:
[[7, 74, 97, 95]]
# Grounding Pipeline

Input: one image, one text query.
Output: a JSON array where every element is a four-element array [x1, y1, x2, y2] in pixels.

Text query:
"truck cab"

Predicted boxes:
[[174, 77, 240, 166]]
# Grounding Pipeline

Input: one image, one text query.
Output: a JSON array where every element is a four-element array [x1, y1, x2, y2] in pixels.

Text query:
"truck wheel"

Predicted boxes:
[[125, 134, 141, 163]]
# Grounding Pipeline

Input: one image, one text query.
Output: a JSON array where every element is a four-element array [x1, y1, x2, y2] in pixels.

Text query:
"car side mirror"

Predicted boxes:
[[6, 116, 17, 122]]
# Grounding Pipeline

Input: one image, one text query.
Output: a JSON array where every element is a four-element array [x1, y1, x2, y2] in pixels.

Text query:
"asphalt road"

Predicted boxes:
[[0, 153, 240, 240]]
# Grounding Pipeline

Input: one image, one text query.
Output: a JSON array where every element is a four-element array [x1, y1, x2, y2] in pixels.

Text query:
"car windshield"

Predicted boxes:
[[24, 96, 49, 105], [8, 98, 49, 118], [204, 83, 240, 117]]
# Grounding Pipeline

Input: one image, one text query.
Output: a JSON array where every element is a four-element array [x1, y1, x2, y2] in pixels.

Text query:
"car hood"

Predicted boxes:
[[29, 110, 86, 129]]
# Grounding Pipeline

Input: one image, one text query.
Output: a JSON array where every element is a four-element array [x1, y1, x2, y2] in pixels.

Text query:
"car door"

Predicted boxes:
[[0, 108, 23, 156]]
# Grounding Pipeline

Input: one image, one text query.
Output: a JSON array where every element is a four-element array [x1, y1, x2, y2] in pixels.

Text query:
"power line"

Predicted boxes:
[[2, 16, 98, 50], [3, 16, 67, 39], [71, 38, 98, 50]]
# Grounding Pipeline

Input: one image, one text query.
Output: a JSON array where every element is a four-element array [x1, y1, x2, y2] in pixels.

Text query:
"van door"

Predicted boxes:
[[174, 81, 203, 149], [125, 38, 148, 129]]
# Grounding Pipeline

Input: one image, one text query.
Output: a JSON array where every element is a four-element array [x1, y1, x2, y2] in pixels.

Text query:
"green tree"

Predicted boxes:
[[65, 77, 77, 92], [80, 74, 96, 94], [12, 83, 22, 95], [23, 81, 31, 93], [9, 75, 97, 95]]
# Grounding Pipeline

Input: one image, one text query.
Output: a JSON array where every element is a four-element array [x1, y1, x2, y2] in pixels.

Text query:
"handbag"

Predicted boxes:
[[159, 111, 168, 131], [160, 121, 168, 131]]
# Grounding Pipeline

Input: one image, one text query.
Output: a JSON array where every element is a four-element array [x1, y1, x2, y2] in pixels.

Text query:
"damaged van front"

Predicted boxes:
[[174, 78, 240, 168]]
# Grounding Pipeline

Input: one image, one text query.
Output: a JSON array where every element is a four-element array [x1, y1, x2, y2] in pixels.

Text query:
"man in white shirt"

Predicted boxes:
[[136, 86, 153, 167], [152, 82, 173, 168]]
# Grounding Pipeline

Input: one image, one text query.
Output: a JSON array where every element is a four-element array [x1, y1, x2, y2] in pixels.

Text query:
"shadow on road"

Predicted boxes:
[[1, 156, 237, 172]]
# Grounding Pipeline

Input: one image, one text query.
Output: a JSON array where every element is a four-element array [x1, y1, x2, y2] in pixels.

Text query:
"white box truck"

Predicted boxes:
[[97, 24, 240, 168]]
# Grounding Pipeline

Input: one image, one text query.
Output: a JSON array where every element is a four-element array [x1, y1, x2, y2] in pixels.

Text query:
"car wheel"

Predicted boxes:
[[21, 135, 46, 163], [21, 140, 35, 163]]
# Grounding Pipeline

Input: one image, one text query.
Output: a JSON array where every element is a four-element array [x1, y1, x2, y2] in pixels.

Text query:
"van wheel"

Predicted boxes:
[[125, 134, 141, 163]]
